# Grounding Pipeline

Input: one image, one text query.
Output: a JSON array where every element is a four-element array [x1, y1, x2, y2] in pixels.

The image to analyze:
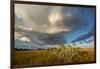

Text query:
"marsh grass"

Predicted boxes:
[[14, 45, 95, 66]]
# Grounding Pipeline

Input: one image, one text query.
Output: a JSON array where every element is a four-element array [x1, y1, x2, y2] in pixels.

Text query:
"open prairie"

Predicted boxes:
[[13, 47, 95, 67]]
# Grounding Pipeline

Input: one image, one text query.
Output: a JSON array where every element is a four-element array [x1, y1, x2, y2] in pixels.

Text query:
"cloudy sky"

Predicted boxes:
[[15, 3, 95, 49]]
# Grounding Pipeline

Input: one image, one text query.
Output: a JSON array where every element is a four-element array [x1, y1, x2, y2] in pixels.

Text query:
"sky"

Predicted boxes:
[[15, 3, 95, 49]]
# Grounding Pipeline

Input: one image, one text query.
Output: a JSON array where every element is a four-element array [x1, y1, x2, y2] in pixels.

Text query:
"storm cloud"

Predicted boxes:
[[15, 4, 89, 34], [15, 3, 95, 49]]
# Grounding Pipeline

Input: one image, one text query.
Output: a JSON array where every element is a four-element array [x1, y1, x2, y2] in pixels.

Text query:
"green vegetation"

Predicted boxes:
[[14, 44, 95, 67]]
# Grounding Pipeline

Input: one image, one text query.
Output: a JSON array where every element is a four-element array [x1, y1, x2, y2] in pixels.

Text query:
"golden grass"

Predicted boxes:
[[13, 47, 95, 67]]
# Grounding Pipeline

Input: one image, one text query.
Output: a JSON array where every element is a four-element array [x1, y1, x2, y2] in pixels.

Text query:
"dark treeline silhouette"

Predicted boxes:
[[14, 48, 45, 51]]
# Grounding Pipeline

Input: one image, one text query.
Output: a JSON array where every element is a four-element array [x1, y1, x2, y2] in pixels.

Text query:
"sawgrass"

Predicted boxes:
[[14, 47, 95, 67]]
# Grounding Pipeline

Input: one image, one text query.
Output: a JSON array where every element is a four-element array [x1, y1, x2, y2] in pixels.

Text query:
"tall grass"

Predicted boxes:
[[14, 45, 95, 66]]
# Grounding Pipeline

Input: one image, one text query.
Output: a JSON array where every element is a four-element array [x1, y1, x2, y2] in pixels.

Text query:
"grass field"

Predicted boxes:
[[13, 47, 95, 67]]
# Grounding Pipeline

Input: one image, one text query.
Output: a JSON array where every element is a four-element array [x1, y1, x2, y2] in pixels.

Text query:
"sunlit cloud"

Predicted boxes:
[[20, 37, 31, 42], [15, 4, 88, 34]]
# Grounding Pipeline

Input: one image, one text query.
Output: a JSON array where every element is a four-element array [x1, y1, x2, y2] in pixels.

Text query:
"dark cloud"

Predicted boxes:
[[15, 29, 66, 45], [72, 29, 94, 42], [15, 4, 89, 34]]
